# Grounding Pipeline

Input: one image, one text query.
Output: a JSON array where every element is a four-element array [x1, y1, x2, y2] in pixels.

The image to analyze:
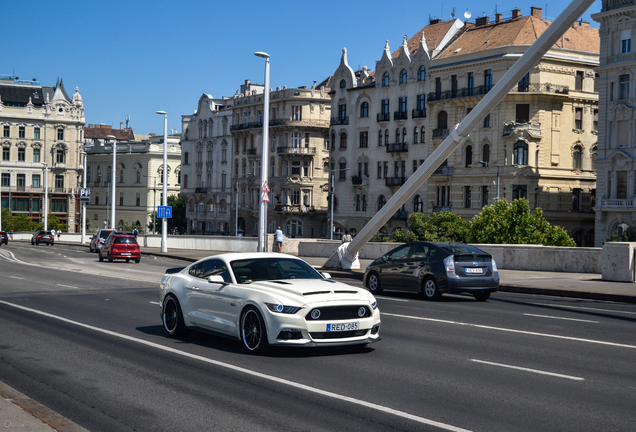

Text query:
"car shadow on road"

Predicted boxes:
[[136, 324, 377, 358], [376, 290, 480, 302]]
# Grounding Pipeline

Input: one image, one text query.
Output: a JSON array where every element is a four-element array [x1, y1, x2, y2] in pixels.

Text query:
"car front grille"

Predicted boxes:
[[310, 330, 369, 339], [305, 306, 371, 321]]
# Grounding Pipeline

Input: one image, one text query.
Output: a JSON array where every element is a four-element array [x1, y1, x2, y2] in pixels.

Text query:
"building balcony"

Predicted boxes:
[[386, 143, 408, 153], [247, 148, 258, 155], [432, 129, 449, 139], [269, 119, 330, 128], [393, 111, 408, 121], [516, 83, 569, 95], [351, 175, 369, 186], [330, 116, 349, 126], [385, 176, 406, 187], [273, 204, 313, 213], [600, 199, 636, 208], [277, 146, 316, 155], [433, 166, 454, 176], [502, 121, 542, 138], [432, 205, 452, 212], [391, 210, 409, 220], [427, 84, 492, 102], [412, 108, 427, 119], [230, 121, 263, 131], [377, 113, 390, 122], [195, 187, 208, 193]]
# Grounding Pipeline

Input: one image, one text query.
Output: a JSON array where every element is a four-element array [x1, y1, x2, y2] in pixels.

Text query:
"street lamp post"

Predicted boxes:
[[42, 163, 48, 231], [7, 170, 12, 217], [107, 135, 117, 229], [156, 111, 168, 253], [479, 161, 501, 201], [80, 151, 87, 243], [255, 51, 270, 252]]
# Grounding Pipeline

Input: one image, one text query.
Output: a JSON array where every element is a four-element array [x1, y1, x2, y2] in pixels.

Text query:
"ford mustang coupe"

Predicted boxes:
[[160, 253, 381, 353]]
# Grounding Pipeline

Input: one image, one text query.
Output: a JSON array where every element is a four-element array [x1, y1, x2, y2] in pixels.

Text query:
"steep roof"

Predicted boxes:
[[393, 19, 460, 58], [84, 124, 135, 141], [437, 16, 599, 59]]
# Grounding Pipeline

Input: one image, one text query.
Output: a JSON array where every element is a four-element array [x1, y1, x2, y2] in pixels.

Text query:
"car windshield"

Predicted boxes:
[[230, 258, 323, 283], [114, 237, 137, 245], [440, 244, 487, 255], [99, 230, 113, 239]]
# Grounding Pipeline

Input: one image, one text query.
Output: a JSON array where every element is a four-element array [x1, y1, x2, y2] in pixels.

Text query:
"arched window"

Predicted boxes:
[[465, 145, 473, 168], [360, 102, 369, 118], [378, 131, 383, 146], [420, 127, 425, 143], [437, 111, 448, 129], [382, 72, 390, 87], [513, 141, 528, 165], [573, 145, 582, 170], [482, 144, 490, 165], [413, 195, 423, 212], [119, 169, 124, 183], [378, 195, 386, 211], [418, 65, 426, 81], [331, 132, 335, 150], [384, 130, 389, 145], [340, 132, 347, 149], [395, 129, 400, 144], [184, 152, 189, 164], [414, 127, 419, 144], [402, 128, 407, 144], [400, 69, 408, 84], [339, 79, 347, 89], [591, 146, 597, 170]]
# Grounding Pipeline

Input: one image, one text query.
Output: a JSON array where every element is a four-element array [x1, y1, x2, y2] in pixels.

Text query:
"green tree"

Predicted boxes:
[[1, 208, 12, 231], [400, 211, 470, 243], [8, 214, 38, 232], [468, 199, 575, 246], [36, 214, 68, 232], [149, 195, 187, 235]]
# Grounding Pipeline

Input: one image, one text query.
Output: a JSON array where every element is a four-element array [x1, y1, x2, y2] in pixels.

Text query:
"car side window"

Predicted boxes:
[[200, 259, 231, 282], [390, 245, 411, 260], [189, 263, 203, 278], [428, 248, 438, 259], [410, 244, 428, 259]]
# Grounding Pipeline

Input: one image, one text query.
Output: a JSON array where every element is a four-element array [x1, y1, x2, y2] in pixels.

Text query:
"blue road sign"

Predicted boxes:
[[80, 188, 90, 202], [158, 205, 172, 218]]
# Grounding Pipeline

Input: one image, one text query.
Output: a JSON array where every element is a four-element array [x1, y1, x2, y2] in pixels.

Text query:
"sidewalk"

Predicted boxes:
[[135, 245, 636, 304]]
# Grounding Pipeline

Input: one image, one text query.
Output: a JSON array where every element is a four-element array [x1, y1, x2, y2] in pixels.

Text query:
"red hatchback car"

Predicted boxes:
[[99, 234, 141, 263]]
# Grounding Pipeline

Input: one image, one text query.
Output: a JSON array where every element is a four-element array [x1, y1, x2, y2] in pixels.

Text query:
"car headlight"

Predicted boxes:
[[371, 301, 378, 310], [265, 303, 301, 314]]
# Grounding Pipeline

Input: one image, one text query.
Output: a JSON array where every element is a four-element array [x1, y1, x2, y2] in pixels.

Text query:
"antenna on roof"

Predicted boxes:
[[125, 115, 130, 129], [451, 7, 456, 18], [464, 9, 472, 20]]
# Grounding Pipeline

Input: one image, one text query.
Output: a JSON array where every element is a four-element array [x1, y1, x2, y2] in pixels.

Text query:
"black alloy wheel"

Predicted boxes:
[[367, 271, 383, 294], [240, 307, 268, 354], [162, 295, 186, 336]]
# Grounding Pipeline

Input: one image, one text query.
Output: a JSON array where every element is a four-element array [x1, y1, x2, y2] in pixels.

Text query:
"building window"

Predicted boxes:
[[136, 193, 141, 206], [378, 195, 386, 211], [575, 71, 584, 91], [414, 195, 423, 212], [3, 126, 9, 137], [418, 65, 426, 81], [400, 69, 408, 84], [291, 160, 301, 176], [516, 104, 530, 123], [360, 102, 369, 118], [482, 144, 490, 165], [32, 174, 40, 188], [339, 79, 346, 88], [593, 109, 598, 131], [18, 147, 25, 161], [382, 72, 390, 86], [483, 114, 491, 128], [339, 163, 347, 179], [340, 132, 347, 149], [465, 145, 472, 168], [416, 94, 426, 111], [621, 29, 632, 54], [119, 192, 124, 206], [286, 220, 302, 237], [437, 111, 448, 130], [384, 129, 389, 145], [51, 199, 67, 213], [292, 105, 302, 121], [619, 75, 630, 100], [518, 72, 530, 91], [359, 131, 368, 148], [420, 127, 425, 143], [57, 128, 64, 141], [119, 169, 124, 183], [414, 127, 418, 144], [574, 108, 583, 130], [18, 126, 25, 138], [484, 69, 492, 91], [399, 97, 407, 114], [184, 152, 189, 164], [338, 104, 346, 121], [33, 148, 40, 162], [467, 72, 474, 93], [56, 148, 64, 163], [1, 173, 8, 186], [573, 145, 582, 170], [464, 186, 471, 208], [513, 141, 528, 165], [591, 146, 597, 170], [55, 175, 64, 188], [513, 185, 527, 200], [481, 186, 489, 207], [356, 194, 361, 211], [2, 147, 9, 161], [381, 99, 389, 116]]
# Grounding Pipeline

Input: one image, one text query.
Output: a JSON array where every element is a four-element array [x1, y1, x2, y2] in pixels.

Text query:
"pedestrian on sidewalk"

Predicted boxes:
[[275, 226, 284, 253], [57, 230, 61, 241], [341, 230, 352, 243]]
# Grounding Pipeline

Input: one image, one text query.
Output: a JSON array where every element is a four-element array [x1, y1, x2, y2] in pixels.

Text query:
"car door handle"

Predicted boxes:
[[185, 286, 199, 291]]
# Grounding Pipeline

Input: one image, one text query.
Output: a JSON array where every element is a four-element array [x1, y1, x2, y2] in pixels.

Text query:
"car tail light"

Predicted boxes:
[[444, 255, 455, 274], [492, 259, 498, 273]]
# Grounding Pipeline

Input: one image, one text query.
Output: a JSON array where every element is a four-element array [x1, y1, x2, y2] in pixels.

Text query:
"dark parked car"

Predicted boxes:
[[0, 231, 8, 246], [31, 230, 55, 246], [363, 242, 498, 301], [99, 234, 141, 263]]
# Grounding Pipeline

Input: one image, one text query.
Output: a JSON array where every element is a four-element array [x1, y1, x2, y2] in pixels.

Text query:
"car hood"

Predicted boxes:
[[246, 278, 375, 306]]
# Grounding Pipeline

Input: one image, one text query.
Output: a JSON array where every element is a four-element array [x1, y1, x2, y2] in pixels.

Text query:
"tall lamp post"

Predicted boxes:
[[7, 169, 12, 217], [80, 151, 87, 243], [255, 51, 270, 252], [107, 135, 117, 229], [156, 111, 168, 253], [317, 167, 349, 240], [42, 162, 48, 231]]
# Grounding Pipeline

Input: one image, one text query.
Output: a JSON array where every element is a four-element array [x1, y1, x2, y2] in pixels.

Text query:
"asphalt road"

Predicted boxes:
[[1, 244, 635, 432]]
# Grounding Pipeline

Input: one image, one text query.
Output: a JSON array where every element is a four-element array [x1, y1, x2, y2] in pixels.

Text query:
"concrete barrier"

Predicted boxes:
[[601, 242, 636, 282]]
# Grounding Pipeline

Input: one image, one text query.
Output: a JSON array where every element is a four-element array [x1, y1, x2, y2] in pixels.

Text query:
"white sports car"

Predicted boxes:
[[159, 253, 381, 353]]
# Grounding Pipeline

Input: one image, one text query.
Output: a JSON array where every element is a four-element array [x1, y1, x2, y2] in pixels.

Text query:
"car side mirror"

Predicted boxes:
[[208, 275, 227, 284], [321, 272, 332, 279]]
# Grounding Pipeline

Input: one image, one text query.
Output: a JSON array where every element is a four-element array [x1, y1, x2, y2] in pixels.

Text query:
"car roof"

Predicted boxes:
[[193, 252, 302, 264]]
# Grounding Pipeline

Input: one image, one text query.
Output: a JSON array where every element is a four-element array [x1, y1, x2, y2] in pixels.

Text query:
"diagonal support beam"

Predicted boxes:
[[324, 0, 597, 269]]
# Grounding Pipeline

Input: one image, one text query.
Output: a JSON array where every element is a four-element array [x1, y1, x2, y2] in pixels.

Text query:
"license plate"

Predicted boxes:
[[465, 267, 483, 274], [327, 322, 359, 332], [121, 253, 131, 256]]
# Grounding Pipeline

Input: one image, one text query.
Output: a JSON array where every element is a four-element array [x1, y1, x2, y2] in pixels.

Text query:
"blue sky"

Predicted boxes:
[[2, 0, 602, 136]]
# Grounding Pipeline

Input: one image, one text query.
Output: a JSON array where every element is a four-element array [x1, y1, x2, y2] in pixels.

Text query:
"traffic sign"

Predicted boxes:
[[158, 205, 172, 218], [262, 181, 269, 192], [261, 191, 270, 202], [80, 188, 90, 202]]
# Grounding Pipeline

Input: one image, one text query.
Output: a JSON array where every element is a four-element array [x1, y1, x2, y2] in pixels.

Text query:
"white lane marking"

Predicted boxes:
[[68, 258, 86, 264], [523, 313, 598, 323], [56, 284, 79, 289], [149, 301, 161, 305], [530, 302, 636, 316], [376, 296, 409, 302], [470, 359, 585, 381], [382, 312, 636, 350], [9, 276, 24, 280], [0, 300, 471, 432]]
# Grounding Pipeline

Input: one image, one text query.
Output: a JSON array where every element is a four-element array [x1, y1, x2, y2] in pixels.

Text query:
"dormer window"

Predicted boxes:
[[400, 69, 408, 84], [382, 72, 390, 87], [339, 79, 346, 88]]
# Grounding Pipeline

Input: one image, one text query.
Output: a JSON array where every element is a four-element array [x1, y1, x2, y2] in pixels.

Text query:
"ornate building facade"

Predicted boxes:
[[0, 75, 85, 231], [331, 7, 600, 245], [84, 125, 181, 232], [592, 0, 636, 244]]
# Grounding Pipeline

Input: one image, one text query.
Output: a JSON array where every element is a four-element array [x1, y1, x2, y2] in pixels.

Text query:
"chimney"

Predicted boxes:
[[495, 13, 502, 23], [579, 20, 590, 27], [531, 7, 542, 19], [120, 122, 124, 129], [512, 8, 521, 18], [430, 18, 442, 24], [476, 16, 490, 26]]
